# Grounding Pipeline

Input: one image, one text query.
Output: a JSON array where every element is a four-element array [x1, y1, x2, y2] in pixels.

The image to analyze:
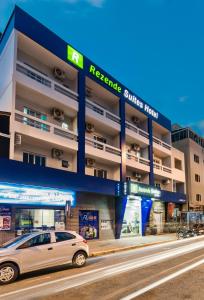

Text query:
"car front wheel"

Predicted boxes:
[[72, 251, 87, 268], [0, 263, 19, 285]]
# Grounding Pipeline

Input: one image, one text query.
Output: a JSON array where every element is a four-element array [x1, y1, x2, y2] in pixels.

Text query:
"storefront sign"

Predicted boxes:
[[130, 183, 161, 198], [89, 64, 122, 93], [0, 183, 75, 207], [67, 45, 84, 69], [0, 206, 11, 231], [124, 89, 159, 119]]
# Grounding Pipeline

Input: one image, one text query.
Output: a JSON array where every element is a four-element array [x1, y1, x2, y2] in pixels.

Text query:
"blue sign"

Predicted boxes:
[[0, 182, 75, 207]]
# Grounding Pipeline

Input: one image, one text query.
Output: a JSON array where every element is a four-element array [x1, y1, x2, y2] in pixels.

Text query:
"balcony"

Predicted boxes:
[[126, 153, 150, 173], [86, 99, 121, 132], [15, 110, 78, 151], [16, 61, 78, 111], [153, 136, 172, 157], [85, 137, 121, 164], [172, 168, 185, 183], [125, 121, 149, 146], [153, 163, 172, 178]]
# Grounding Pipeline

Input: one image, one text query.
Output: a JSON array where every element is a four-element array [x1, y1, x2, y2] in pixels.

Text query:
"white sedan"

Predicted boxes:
[[0, 230, 89, 285]]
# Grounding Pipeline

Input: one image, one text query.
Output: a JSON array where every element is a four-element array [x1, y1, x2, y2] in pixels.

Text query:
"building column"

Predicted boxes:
[[120, 97, 126, 182], [77, 71, 86, 175], [148, 118, 154, 185]]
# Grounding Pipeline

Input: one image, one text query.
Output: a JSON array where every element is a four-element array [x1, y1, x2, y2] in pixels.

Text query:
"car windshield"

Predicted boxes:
[[0, 234, 32, 249]]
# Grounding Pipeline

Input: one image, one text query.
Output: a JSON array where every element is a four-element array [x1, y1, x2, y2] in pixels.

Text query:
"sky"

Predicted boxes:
[[0, 0, 204, 136]]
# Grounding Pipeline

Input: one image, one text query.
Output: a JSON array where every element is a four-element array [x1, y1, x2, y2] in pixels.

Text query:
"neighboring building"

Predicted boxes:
[[0, 6, 186, 244], [172, 125, 204, 212]]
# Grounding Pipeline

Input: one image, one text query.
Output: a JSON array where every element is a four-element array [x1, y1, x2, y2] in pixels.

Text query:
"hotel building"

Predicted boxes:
[[0, 6, 186, 243]]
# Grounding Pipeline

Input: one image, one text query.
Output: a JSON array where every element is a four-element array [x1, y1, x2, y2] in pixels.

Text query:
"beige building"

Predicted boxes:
[[172, 125, 204, 211]]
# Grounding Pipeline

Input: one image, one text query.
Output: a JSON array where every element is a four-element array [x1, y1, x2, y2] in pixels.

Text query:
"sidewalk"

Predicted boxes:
[[88, 234, 177, 257]]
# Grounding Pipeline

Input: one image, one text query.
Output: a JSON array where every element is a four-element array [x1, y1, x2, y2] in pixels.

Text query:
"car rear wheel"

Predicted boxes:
[[0, 263, 19, 285], [72, 251, 87, 268]]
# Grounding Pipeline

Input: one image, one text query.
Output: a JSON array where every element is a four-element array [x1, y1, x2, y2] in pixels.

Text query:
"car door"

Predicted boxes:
[[51, 232, 77, 265], [16, 233, 54, 273]]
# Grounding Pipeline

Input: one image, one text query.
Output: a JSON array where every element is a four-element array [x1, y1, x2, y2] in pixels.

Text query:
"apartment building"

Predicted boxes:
[[172, 125, 204, 213], [0, 7, 186, 243]]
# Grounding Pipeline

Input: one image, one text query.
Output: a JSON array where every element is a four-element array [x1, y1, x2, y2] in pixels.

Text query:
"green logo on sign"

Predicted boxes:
[[67, 45, 84, 69]]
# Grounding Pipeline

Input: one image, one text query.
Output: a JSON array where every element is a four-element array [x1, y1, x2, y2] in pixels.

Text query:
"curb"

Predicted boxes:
[[90, 239, 176, 257]]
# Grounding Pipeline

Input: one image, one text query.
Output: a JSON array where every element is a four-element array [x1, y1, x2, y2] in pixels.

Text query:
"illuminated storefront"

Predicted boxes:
[[0, 182, 75, 234]]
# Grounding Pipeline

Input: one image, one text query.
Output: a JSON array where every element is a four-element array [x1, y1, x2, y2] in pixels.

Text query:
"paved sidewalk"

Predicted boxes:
[[88, 234, 176, 256]]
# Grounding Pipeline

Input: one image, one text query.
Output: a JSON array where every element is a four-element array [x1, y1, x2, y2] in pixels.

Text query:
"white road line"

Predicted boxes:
[[1, 239, 204, 299], [121, 258, 204, 300]]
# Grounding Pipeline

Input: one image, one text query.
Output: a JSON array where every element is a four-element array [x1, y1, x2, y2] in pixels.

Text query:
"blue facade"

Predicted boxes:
[[0, 7, 186, 239]]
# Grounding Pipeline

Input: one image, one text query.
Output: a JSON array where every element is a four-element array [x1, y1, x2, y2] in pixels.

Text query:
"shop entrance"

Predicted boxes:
[[15, 208, 65, 233], [121, 196, 142, 237]]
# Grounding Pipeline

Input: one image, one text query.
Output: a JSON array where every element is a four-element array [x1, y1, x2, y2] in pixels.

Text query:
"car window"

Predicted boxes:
[[55, 232, 75, 243], [18, 233, 51, 249], [0, 234, 32, 249]]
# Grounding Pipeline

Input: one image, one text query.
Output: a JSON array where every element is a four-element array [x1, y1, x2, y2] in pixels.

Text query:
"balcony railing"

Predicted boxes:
[[125, 121, 149, 139], [126, 153, 150, 166], [86, 99, 120, 124], [153, 163, 172, 174], [85, 137, 121, 156], [16, 61, 78, 102], [15, 110, 78, 142], [153, 136, 171, 151]]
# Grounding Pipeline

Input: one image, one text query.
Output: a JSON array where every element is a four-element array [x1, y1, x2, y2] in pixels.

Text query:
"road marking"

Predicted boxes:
[[1, 239, 204, 299], [121, 258, 204, 300]]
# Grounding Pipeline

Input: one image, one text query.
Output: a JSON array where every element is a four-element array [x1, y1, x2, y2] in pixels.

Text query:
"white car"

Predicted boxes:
[[0, 230, 89, 285]]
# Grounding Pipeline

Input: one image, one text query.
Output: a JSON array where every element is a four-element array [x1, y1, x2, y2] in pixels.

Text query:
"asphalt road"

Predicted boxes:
[[1, 236, 204, 300]]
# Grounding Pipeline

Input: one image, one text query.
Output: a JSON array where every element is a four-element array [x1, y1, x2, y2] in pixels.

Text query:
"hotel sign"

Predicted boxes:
[[67, 45, 84, 69], [130, 183, 161, 198]]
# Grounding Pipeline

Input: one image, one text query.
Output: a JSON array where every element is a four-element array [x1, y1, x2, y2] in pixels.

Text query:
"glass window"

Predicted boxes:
[[194, 154, 200, 164], [19, 233, 51, 248], [23, 152, 46, 167], [94, 168, 107, 179], [55, 232, 75, 242], [195, 174, 201, 182], [196, 194, 202, 202]]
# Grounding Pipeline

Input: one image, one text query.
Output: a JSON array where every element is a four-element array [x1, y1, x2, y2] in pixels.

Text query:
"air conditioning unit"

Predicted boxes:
[[51, 148, 64, 160], [53, 67, 65, 81], [162, 179, 171, 185], [131, 144, 140, 152], [15, 133, 22, 145], [86, 123, 94, 133], [132, 172, 142, 179], [86, 158, 96, 168], [132, 116, 140, 126], [52, 108, 64, 122]]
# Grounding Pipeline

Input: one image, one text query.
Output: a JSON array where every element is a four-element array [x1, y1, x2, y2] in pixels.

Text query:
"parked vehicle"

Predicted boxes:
[[177, 226, 197, 239], [192, 224, 204, 235], [0, 231, 89, 285]]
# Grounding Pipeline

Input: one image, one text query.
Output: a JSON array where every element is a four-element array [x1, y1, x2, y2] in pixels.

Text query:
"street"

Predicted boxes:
[[0, 236, 204, 300]]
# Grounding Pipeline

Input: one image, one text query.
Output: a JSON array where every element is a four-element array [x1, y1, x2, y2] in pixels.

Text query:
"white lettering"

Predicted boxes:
[[72, 51, 80, 64]]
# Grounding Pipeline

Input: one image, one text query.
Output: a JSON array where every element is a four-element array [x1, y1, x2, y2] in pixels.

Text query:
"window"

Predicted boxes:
[[195, 174, 201, 182], [18, 233, 51, 249], [174, 158, 182, 170], [196, 194, 202, 202], [23, 107, 48, 131], [194, 154, 200, 164], [94, 168, 107, 179], [55, 232, 75, 243], [155, 183, 161, 189], [23, 152, 46, 167]]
